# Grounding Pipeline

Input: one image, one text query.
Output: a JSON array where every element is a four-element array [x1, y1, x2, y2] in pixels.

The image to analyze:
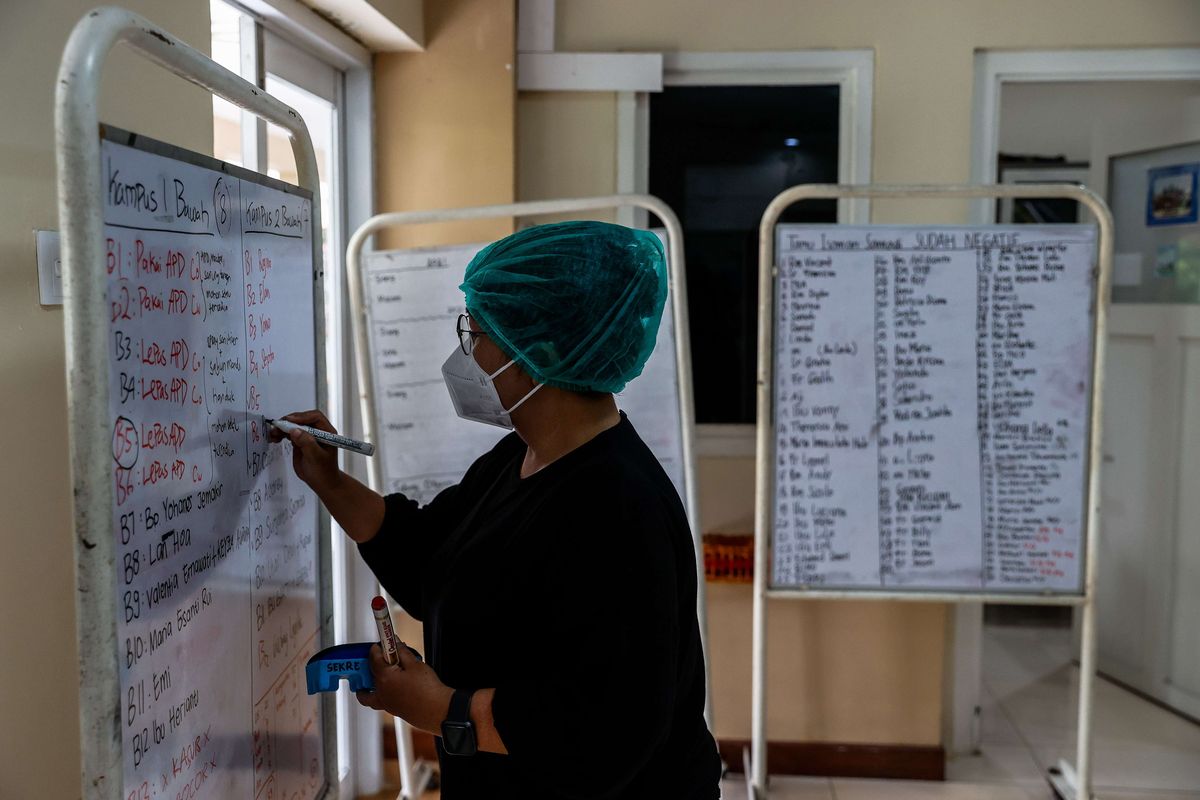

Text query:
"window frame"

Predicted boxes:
[[212, 2, 375, 796], [623, 50, 874, 455]]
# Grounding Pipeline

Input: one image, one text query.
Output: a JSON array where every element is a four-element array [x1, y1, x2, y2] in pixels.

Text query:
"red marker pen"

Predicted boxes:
[[372, 595, 399, 665]]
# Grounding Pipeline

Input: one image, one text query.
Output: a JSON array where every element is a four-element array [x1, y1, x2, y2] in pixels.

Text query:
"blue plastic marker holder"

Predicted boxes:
[[306, 642, 376, 694]]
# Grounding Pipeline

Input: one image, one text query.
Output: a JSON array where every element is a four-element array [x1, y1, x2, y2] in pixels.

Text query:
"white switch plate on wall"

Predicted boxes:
[[36, 229, 62, 305]]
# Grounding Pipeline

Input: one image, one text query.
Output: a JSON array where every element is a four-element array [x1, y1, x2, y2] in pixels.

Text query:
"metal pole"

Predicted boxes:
[[751, 183, 1113, 800], [343, 195, 714, 746], [1072, 180, 1115, 800], [56, 7, 327, 798], [750, 185, 780, 799], [1072, 598, 1098, 799]]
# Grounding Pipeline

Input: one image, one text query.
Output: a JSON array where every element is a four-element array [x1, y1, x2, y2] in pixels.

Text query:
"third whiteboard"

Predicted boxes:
[[771, 225, 1096, 594]]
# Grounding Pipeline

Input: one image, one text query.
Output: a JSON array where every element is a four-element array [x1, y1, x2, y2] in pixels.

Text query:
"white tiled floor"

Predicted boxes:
[[721, 623, 1200, 799]]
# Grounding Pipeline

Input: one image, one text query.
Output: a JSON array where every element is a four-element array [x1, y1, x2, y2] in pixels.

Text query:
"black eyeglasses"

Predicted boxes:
[[456, 313, 485, 355]]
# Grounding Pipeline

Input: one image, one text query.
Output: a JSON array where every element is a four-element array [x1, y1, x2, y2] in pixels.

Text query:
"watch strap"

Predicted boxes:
[[442, 688, 478, 756], [448, 687, 475, 724]]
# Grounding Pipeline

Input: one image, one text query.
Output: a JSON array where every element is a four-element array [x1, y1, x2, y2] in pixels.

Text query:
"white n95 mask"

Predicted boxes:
[[441, 347, 542, 429]]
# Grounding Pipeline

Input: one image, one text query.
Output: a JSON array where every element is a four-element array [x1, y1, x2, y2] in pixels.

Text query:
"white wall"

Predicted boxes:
[[0, 3, 211, 797], [1000, 80, 1200, 164]]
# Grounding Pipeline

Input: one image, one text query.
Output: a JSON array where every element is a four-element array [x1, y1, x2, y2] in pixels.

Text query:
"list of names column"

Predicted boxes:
[[103, 136, 323, 800], [771, 225, 1094, 593], [772, 234, 879, 587]]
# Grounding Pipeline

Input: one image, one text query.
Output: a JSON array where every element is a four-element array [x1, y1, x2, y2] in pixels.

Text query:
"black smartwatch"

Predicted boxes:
[[441, 688, 478, 756]]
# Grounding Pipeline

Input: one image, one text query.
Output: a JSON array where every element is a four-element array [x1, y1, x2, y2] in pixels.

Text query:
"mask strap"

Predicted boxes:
[[486, 357, 543, 415], [485, 358, 517, 380], [505, 381, 543, 415]]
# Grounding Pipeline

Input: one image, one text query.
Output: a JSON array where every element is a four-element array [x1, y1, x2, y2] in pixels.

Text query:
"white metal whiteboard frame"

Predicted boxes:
[[345, 196, 712, 794], [749, 184, 1114, 800], [56, 7, 333, 800]]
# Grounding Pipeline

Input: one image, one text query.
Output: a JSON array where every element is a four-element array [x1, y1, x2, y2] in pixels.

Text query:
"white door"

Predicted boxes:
[[1093, 98, 1200, 718]]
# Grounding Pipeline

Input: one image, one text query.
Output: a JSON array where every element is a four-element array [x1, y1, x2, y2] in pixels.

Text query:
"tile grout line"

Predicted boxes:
[[982, 629, 1085, 795], [986, 632, 1074, 781], [985, 628, 1200, 796]]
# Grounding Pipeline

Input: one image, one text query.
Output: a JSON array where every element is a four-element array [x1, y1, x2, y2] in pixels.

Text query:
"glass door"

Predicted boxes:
[[211, 1, 353, 786], [262, 53, 352, 787]]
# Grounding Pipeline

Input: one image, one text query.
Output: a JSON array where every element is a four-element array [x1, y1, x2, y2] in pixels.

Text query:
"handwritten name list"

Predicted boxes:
[[771, 225, 1095, 593], [103, 135, 323, 800]]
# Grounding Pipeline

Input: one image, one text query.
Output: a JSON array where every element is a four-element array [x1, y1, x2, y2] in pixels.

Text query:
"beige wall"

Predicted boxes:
[[697, 459, 946, 743], [518, 0, 1200, 744], [548, 0, 1200, 225], [374, 0, 516, 249], [375, 0, 518, 735], [518, 91, 618, 223], [0, 3, 212, 797]]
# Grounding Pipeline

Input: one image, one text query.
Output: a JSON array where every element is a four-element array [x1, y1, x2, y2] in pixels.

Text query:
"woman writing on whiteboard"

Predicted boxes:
[[271, 221, 721, 798]]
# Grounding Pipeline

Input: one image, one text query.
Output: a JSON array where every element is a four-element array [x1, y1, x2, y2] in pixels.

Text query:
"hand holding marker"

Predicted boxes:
[[266, 417, 375, 456], [303, 597, 421, 695], [372, 595, 422, 666]]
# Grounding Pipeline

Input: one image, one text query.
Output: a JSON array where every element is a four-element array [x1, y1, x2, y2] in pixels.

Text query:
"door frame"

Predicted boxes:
[[970, 47, 1200, 223], [621, 49, 875, 455], [220, 2, 378, 794], [956, 46, 1200, 754]]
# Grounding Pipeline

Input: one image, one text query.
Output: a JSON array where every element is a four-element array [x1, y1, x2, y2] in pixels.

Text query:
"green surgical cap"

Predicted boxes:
[[461, 220, 667, 394]]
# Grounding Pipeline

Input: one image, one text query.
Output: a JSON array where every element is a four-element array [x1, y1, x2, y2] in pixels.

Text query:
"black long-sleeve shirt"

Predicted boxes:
[[358, 413, 721, 799]]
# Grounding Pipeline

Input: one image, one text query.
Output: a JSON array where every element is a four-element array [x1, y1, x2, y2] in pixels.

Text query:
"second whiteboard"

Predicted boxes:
[[362, 235, 687, 506]]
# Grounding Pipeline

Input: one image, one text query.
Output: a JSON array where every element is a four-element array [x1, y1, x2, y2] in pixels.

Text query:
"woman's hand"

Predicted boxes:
[[268, 410, 343, 495], [266, 409, 384, 543], [356, 644, 453, 735]]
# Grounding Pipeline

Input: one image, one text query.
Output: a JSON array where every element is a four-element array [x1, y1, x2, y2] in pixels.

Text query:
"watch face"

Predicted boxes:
[[442, 721, 477, 756]]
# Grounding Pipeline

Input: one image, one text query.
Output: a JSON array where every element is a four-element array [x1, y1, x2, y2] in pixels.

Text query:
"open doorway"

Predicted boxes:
[[988, 78, 1200, 633], [954, 52, 1200, 793]]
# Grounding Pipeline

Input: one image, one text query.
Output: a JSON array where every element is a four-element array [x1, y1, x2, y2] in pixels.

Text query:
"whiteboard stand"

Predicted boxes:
[[346, 196, 712, 794], [56, 8, 333, 799], [748, 185, 1115, 800]]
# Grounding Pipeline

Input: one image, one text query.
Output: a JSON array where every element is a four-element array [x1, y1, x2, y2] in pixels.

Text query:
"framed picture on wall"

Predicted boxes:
[[1146, 163, 1199, 226]]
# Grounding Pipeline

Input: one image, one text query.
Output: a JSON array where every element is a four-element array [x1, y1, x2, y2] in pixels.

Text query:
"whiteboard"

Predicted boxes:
[[362, 232, 686, 506], [101, 130, 327, 799], [770, 225, 1097, 594]]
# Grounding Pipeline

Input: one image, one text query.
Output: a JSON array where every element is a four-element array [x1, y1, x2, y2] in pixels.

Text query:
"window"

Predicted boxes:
[[996, 161, 1089, 225], [649, 85, 840, 424], [211, 0, 354, 786], [210, 0, 258, 169]]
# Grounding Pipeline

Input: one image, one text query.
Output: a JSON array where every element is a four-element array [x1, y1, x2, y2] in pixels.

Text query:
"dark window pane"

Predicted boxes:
[[1011, 197, 1080, 224], [649, 85, 840, 424]]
